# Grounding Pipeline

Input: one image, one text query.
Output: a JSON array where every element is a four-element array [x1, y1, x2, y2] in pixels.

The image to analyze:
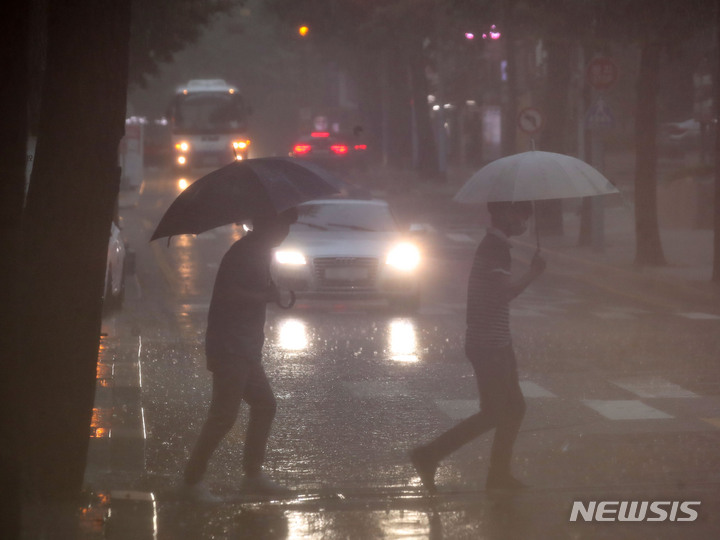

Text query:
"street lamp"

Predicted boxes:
[[298, 25, 309, 37]]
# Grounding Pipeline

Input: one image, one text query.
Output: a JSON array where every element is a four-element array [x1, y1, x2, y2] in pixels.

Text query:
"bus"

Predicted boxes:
[[167, 79, 251, 169]]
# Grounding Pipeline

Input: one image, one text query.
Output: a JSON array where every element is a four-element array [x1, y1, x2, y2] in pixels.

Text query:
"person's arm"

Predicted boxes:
[[227, 284, 277, 304], [224, 258, 278, 304], [498, 251, 546, 300]]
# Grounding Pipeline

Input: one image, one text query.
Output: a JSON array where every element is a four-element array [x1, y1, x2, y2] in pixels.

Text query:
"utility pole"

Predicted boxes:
[[713, 0, 720, 282]]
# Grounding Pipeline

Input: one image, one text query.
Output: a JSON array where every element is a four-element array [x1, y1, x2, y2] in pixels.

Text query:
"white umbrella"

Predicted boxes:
[[454, 151, 618, 203], [454, 151, 619, 248]]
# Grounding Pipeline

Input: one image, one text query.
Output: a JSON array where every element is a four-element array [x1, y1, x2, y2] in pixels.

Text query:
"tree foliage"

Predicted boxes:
[[129, 0, 239, 88]]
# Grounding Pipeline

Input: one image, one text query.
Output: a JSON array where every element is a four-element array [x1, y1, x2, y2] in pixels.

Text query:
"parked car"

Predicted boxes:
[[271, 199, 422, 311], [104, 220, 127, 309], [289, 131, 368, 171]]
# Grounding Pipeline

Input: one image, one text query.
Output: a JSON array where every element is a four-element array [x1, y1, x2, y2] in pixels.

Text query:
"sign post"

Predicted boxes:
[[584, 56, 619, 251]]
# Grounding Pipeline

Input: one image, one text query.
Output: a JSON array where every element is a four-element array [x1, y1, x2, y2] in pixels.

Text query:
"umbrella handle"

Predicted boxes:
[[533, 200, 541, 251], [276, 290, 296, 310]]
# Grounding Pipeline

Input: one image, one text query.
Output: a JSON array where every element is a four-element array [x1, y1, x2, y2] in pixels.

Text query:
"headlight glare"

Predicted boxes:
[[386, 242, 421, 271], [275, 250, 307, 265]]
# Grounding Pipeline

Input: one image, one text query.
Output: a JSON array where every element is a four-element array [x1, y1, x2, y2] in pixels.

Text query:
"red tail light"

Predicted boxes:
[[293, 144, 312, 154], [354, 144, 367, 151], [330, 144, 348, 155], [311, 132, 330, 138]]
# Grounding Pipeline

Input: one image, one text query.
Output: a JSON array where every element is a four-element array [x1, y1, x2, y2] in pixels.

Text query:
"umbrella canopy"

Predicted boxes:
[[151, 157, 344, 240], [453, 151, 618, 204]]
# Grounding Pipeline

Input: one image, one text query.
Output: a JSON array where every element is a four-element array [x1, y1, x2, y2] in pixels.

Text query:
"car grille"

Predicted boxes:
[[313, 257, 379, 289]]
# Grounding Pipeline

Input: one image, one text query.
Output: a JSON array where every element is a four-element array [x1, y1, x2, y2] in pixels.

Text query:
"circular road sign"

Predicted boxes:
[[586, 57, 619, 91], [517, 107, 544, 134]]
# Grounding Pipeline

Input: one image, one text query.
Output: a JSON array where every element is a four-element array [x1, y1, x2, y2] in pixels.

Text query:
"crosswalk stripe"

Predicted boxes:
[[583, 400, 673, 420], [446, 233, 477, 244], [612, 377, 699, 399], [593, 311, 636, 320], [435, 399, 477, 420], [677, 312, 720, 320], [519, 381, 557, 398]]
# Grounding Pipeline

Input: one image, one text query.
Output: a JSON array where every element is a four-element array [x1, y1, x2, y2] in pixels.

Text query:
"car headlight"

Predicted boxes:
[[175, 141, 190, 152], [386, 242, 420, 271], [233, 140, 250, 150], [275, 250, 307, 265]]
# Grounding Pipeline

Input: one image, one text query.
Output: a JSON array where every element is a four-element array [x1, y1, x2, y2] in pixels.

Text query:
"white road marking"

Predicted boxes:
[[677, 312, 720, 320], [519, 381, 557, 398], [435, 383, 556, 419], [446, 233, 477, 244], [583, 400, 673, 420], [593, 311, 636, 320], [612, 377, 699, 399], [435, 399, 478, 420]]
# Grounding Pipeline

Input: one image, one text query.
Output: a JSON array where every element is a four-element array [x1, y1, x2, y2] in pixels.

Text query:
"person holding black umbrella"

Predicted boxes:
[[410, 201, 546, 492], [150, 157, 344, 502], [180, 208, 298, 501]]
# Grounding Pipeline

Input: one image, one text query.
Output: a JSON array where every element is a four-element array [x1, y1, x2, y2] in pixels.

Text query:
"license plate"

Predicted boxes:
[[324, 267, 368, 281]]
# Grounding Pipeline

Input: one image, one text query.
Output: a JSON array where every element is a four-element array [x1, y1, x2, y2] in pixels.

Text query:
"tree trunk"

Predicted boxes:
[[713, 0, 720, 283], [537, 39, 573, 236], [20, 1, 131, 535], [0, 4, 31, 538], [408, 47, 440, 179], [634, 41, 666, 266]]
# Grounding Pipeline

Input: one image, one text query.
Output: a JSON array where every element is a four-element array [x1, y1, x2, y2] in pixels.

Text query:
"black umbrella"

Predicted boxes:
[[151, 157, 346, 241]]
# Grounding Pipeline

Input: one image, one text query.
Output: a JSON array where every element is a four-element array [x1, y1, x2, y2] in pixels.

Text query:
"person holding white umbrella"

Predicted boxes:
[[410, 150, 616, 492], [411, 200, 546, 491]]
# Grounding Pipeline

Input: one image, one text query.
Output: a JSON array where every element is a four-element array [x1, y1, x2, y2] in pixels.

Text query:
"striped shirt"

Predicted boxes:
[[465, 228, 512, 351]]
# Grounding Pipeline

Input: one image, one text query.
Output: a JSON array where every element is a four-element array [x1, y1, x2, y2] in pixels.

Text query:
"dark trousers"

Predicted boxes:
[[184, 362, 277, 485], [422, 345, 526, 475]]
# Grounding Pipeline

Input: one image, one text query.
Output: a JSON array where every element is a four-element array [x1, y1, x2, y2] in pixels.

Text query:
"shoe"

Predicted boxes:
[[176, 481, 222, 503], [239, 473, 292, 497], [410, 447, 438, 493], [486, 472, 527, 491]]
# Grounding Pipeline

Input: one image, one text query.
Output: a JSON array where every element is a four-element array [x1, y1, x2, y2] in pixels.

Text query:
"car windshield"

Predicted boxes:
[[293, 202, 397, 233]]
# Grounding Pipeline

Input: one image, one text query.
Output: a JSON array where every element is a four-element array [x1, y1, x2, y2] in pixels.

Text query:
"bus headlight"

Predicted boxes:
[[386, 242, 421, 271]]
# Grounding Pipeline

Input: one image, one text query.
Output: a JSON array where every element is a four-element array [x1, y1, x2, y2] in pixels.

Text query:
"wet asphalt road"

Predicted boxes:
[[91, 168, 720, 539]]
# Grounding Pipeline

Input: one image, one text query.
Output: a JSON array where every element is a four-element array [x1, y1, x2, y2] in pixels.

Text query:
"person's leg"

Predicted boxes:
[[240, 362, 277, 477], [184, 369, 246, 485], [238, 362, 291, 495], [412, 349, 502, 491], [485, 346, 526, 487]]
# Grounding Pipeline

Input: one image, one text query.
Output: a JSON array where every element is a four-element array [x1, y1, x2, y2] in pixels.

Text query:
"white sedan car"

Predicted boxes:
[[272, 199, 422, 310]]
